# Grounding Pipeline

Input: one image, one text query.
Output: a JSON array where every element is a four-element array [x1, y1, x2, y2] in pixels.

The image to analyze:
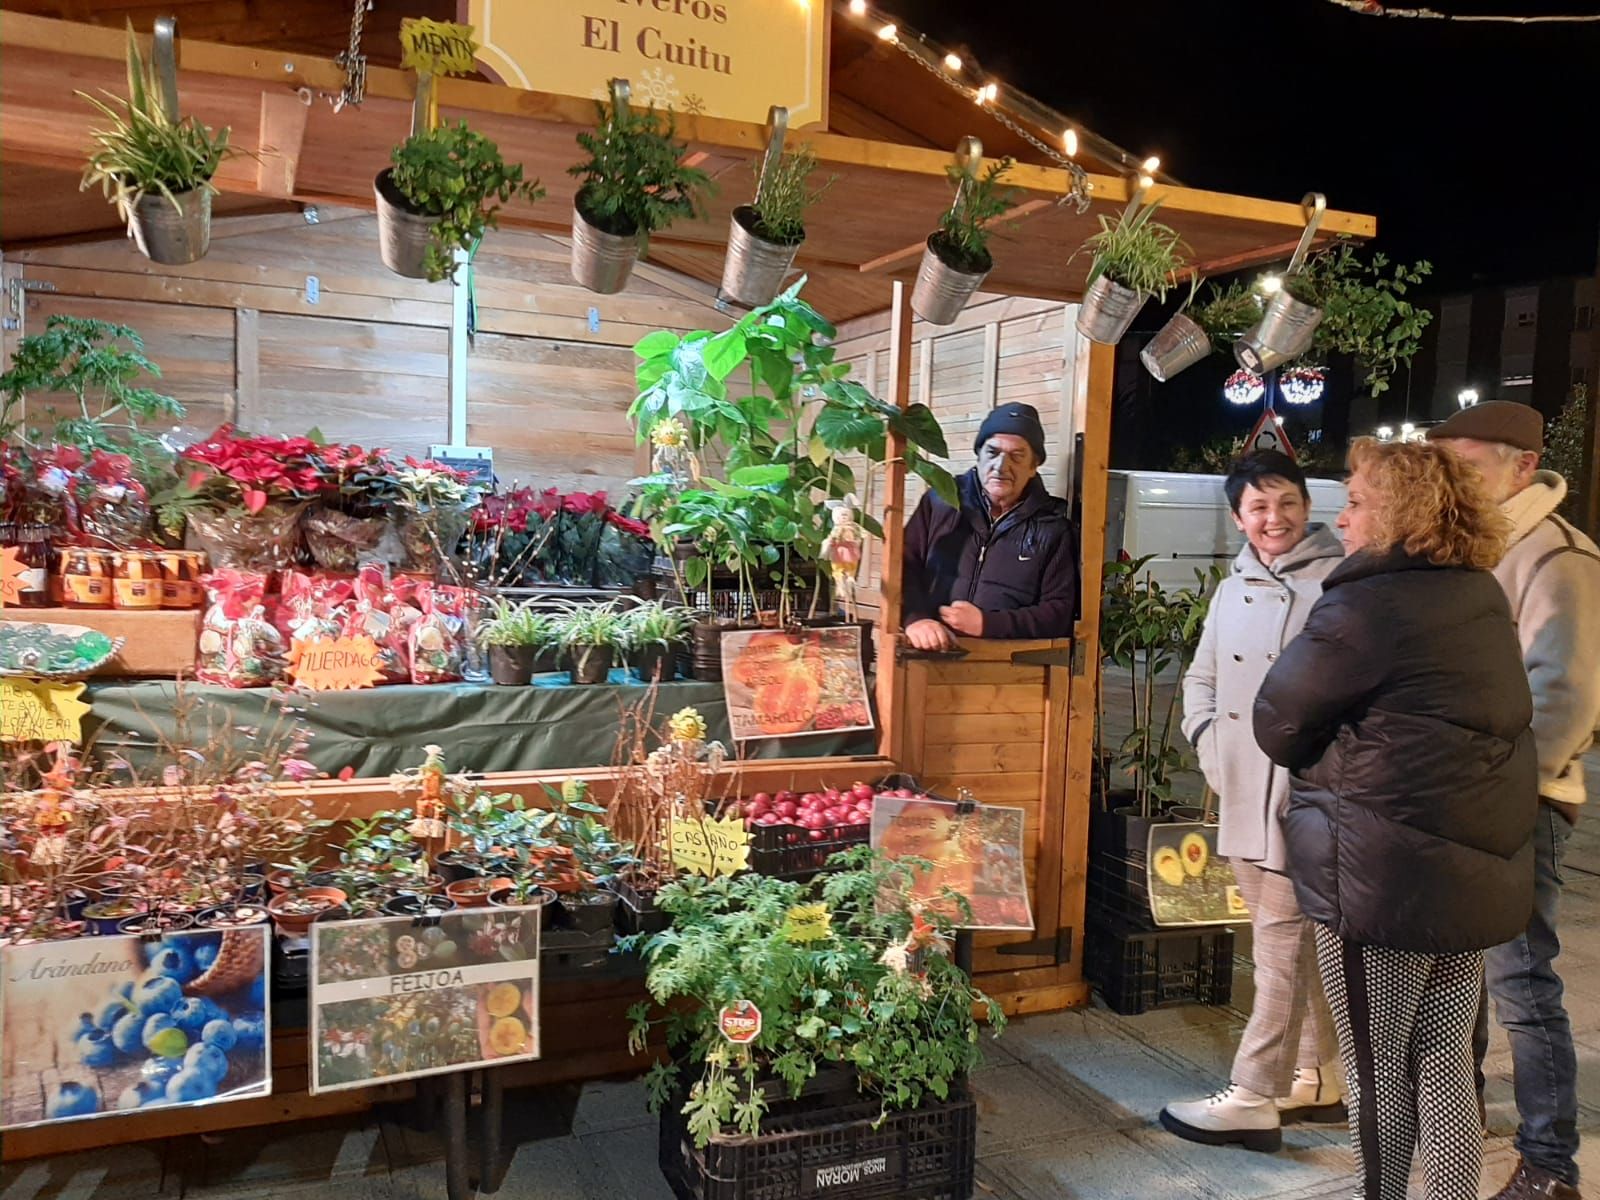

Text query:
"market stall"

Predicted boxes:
[[0, 0, 1376, 1183]]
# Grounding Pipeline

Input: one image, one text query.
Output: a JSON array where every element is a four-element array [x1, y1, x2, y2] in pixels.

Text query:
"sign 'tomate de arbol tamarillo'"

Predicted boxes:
[[462, 0, 828, 127]]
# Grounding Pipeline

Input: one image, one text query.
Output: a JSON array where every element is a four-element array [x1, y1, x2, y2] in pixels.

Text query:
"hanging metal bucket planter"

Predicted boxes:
[[374, 169, 441, 280], [1140, 312, 1211, 382], [720, 206, 802, 308], [1233, 291, 1324, 374], [130, 187, 212, 265], [1076, 276, 1146, 345], [570, 203, 639, 295], [912, 236, 990, 326]]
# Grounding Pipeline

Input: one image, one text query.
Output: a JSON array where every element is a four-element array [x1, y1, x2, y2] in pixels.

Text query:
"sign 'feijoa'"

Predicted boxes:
[[466, 0, 828, 127]]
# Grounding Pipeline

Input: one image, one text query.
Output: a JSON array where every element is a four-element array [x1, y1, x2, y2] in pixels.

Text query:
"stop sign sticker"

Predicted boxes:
[[718, 1000, 762, 1045]]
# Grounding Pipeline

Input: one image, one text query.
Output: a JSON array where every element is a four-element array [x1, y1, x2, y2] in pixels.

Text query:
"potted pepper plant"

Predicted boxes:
[[567, 85, 712, 294], [1075, 194, 1187, 346], [375, 120, 545, 282], [79, 24, 231, 265], [721, 143, 833, 309], [912, 155, 1018, 326]]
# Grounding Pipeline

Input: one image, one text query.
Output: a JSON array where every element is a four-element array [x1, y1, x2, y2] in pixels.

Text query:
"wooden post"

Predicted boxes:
[[1582, 223, 1600, 538], [876, 281, 913, 763]]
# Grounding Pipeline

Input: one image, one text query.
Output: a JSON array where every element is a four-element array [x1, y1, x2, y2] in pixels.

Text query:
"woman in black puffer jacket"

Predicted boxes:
[[1254, 438, 1536, 1200]]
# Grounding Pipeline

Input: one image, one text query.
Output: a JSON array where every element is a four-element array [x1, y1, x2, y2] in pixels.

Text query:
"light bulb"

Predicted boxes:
[[876, 21, 896, 40], [975, 82, 998, 103], [849, 0, 867, 14], [1377, 425, 1394, 441], [1137, 174, 1153, 190], [944, 53, 963, 70], [1142, 155, 1161, 173], [1062, 128, 1078, 157], [1401, 422, 1416, 438], [1259, 274, 1283, 295], [1458, 388, 1479, 408]]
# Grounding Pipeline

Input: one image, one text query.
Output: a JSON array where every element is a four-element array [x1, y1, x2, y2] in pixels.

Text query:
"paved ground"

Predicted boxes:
[[6, 753, 1598, 1200]]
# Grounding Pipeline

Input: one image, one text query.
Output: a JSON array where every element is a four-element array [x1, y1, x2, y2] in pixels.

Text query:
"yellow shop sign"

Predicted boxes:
[[468, 0, 828, 127]]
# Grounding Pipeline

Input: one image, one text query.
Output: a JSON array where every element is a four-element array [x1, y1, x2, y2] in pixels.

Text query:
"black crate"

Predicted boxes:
[[1085, 856, 1157, 930], [660, 1086, 976, 1200], [745, 821, 870, 882], [1084, 910, 1235, 1016]]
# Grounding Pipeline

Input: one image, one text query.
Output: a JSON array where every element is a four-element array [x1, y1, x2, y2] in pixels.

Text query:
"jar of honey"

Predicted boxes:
[[113, 551, 163, 609], [4, 524, 52, 608], [58, 546, 114, 608], [159, 551, 206, 609]]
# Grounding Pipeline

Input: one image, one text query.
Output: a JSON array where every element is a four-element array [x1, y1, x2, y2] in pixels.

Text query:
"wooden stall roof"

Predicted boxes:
[[0, 12, 1375, 323]]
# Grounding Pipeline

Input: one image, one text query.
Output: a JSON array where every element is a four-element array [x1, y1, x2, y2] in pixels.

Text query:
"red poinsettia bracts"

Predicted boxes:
[[181, 425, 324, 513]]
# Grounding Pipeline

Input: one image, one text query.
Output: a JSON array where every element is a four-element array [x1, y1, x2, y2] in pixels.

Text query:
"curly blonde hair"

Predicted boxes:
[[1346, 437, 1508, 569]]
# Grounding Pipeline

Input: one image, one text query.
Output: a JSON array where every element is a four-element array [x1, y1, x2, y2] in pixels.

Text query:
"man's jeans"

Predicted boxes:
[[1474, 803, 1580, 1186]]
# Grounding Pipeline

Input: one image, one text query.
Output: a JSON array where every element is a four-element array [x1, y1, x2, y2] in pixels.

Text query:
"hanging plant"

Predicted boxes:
[[78, 23, 231, 265], [722, 143, 834, 308], [912, 155, 1018, 325], [1076, 194, 1187, 345], [376, 121, 544, 282]]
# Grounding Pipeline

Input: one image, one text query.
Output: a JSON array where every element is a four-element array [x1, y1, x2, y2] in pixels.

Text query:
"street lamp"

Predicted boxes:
[[1458, 388, 1480, 409]]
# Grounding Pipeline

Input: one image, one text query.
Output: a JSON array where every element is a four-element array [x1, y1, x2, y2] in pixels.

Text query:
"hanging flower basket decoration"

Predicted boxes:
[[1281, 366, 1326, 405], [1223, 369, 1265, 407]]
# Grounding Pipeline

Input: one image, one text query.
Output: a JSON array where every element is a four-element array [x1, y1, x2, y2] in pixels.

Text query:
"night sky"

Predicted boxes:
[[901, 0, 1600, 290]]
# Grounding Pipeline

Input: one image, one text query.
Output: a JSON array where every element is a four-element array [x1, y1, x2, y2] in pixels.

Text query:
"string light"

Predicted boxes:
[[1062, 128, 1078, 157], [1458, 387, 1480, 408], [1136, 173, 1153, 190], [1377, 425, 1395, 441], [976, 82, 998, 104], [1322, 0, 1600, 22], [943, 52, 963, 70], [876, 21, 897, 40], [1142, 155, 1161, 173], [849, 0, 867, 14], [1258, 273, 1283, 295]]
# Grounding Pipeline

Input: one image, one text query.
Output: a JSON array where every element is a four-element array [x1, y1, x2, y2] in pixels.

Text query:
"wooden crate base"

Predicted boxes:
[[2, 607, 200, 676]]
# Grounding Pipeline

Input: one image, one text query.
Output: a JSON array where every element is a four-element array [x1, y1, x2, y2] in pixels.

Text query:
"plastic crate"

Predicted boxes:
[[660, 1086, 976, 1200], [745, 821, 870, 882], [1084, 910, 1234, 1016], [1085, 856, 1157, 930]]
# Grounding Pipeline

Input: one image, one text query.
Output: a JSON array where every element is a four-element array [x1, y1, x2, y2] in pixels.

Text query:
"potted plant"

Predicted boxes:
[[556, 604, 629, 685], [626, 847, 1002, 1184], [912, 156, 1018, 326], [1075, 194, 1186, 345], [542, 780, 630, 934], [721, 143, 833, 309], [1139, 277, 1213, 383], [78, 24, 231, 265], [392, 456, 484, 575], [1239, 242, 1433, 394], [375, 120, 545, 282], [266, 885, 346, 937], [304, 443, 399, 571], [479, 600, 555, 686], [622, 600, 691, 682], [567, 87, 712, 294]]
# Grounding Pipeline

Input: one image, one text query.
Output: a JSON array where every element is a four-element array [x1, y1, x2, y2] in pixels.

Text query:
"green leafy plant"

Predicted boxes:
[[478, 599, 556, 649], [622, 600, 693, 651], [1545, 383, 1588, 519], [628, 280, 954, 620], [570, 99, 712, 245], [1080, 197, 1187, 300], [0, 316, 183, 475], [1098, 555, 1221, 817], [745, 145, 833, 245], [1280, 241, 1433, 397], [389, 121, 545, 283], [555, 603, 630, 653], [78, 23, 231, 230], [540, 779, 634, 896], [933, 157, 1018, 274], [624, 846, 1003, 1146], [1190, 281, 1263, 353]]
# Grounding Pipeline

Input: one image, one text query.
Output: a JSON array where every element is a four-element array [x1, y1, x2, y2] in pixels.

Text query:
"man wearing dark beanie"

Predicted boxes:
[[901, 402, 1077, 649]]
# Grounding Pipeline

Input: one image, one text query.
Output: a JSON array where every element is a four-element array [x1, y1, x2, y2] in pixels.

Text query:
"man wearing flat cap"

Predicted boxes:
[[1429, 400, 1600, 1200], [901, 402, 1077, 651]]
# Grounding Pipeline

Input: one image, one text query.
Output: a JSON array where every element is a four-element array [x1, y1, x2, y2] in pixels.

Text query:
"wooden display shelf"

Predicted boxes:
[[0, 607, 200, 676]]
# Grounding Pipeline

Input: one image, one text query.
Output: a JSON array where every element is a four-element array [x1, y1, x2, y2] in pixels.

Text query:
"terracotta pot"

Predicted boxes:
[[268, 886, 347, 937], [445, 876, 514, 909], [195, 904, 270, 929]]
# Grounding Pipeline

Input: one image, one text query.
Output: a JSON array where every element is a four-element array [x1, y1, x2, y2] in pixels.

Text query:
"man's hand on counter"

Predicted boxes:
[[906, 618, 958, 652], [937, 602, 984, 638]]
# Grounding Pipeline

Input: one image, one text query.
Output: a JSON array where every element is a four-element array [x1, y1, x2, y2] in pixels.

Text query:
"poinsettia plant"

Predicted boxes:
[[161, 425, 322, 517], [469, 485, 561, 585], [314, 443, 402, 517], [596, 507, 655, 588], [553, 491, 610, 584], [393, 456, 482, 512]]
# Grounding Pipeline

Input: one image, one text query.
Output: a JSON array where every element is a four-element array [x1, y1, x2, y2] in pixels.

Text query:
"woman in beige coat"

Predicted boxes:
[[1160, 451, 1346, 1153]]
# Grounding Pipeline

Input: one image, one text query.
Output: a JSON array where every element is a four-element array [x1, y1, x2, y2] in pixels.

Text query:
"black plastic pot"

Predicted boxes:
[[195, 904, 270, 929], [630, 643, 676, 683], [118, 911, 196, 936], [688, 620, 726, 682], [569, 644, 614, 685], [81, 901, 146, 936], [488, 643, 537, 686], [381, 892, 457, 918], [562, 890, 619, 936], [434, 850, 482, 884]]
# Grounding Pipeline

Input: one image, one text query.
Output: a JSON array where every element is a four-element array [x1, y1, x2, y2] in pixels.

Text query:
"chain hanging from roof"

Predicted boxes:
[[1322, 0, 1600, 20], [332, 0, 372, 112]]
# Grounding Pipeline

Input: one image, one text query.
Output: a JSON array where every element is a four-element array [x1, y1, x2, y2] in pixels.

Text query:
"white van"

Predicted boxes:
[[1105, 470, 1346, 593]]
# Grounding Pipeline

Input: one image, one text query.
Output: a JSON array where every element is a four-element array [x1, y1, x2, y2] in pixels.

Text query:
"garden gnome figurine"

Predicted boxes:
[[821, 496, 864, 621]]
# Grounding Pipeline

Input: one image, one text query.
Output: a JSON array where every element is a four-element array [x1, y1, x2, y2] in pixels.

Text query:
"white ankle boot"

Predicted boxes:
[[1277, 1065, 1346, 1124], [1160, 1084, 1282, 1152]]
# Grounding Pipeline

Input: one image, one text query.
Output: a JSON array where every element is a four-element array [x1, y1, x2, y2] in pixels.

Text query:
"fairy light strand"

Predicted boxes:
[[1323, 0, 1600, 21]]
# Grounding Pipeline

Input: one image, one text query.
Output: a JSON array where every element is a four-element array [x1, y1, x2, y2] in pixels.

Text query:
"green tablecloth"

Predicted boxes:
[[83, 669, 878, 779]]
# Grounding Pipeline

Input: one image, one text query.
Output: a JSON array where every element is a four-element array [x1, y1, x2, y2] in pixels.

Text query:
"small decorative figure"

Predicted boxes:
[[821, 496, 864, 622]]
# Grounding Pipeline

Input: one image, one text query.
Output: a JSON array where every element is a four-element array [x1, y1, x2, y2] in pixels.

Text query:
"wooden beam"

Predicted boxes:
[[876, 280, 912, 763], [256, 89, 310, 199], [857, 199, 1052, 276], [234, 306, 258, 428]]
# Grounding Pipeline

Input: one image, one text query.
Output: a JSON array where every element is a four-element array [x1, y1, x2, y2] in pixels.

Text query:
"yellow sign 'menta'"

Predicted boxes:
[[467, 0, 828, 127], [400, 18, 479, 77]]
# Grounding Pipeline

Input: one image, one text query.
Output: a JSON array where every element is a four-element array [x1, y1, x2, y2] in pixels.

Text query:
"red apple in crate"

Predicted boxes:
[[775, 799, 797, 819]]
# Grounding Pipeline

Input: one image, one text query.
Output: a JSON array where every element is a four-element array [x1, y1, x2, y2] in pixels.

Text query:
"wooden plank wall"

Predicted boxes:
[[1, 207, 724, 491], [830, 294, 1076, 613]]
